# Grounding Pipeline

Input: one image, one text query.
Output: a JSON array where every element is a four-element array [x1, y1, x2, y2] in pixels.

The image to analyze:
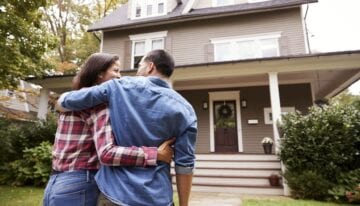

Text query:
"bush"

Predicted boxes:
[[0, 141, 52, 186], [280, 102, 360, 202], [0, 114, 57, 186]]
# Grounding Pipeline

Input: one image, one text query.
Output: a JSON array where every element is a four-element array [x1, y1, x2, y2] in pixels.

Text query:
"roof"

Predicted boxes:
[[88, 0, 317, 32]]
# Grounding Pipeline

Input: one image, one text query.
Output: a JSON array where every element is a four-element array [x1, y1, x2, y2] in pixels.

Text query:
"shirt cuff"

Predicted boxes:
[[175, 165, 194, 174], [142, 147, 157, 166]]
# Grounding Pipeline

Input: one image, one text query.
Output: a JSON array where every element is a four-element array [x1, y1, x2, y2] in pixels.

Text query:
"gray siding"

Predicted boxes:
[[179, 83, 312, 154], [103, 8, 305, 69]]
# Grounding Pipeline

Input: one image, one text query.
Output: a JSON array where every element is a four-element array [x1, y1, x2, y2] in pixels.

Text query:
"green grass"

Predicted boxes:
[[0, 186, 179, 206], [0, 186, 44, 206], [242, 196, 352, 206]]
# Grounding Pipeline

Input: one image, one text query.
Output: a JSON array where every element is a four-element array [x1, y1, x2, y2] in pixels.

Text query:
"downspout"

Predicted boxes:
[[304, 4, 312, 54]]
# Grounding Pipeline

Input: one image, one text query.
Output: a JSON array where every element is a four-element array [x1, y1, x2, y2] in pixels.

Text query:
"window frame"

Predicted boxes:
[[129, 31, 168, 69], [212, 0, 235, 7], [131, 0, 167, 19], [211, 32, 281, 62], [264, 107, 295, 125]]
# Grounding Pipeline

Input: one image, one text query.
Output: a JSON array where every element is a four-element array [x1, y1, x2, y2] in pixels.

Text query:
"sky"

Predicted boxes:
[[306, 0, 360, 95]]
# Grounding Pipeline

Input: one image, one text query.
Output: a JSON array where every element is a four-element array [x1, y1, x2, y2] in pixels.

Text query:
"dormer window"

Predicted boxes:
[[212, 0, 235, 7], [132, 0, 167, 19]]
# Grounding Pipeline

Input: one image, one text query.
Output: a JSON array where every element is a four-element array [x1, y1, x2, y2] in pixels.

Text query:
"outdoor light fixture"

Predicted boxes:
[[203, 101, 208, 110], [241, 99, 247, 108]]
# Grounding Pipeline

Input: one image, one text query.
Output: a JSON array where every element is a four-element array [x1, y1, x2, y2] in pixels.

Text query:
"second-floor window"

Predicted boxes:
[[132, 0, 166, 19], [129, 31, 167, 69], [211, 33, 281, 62], [213, 0, 235, 7]]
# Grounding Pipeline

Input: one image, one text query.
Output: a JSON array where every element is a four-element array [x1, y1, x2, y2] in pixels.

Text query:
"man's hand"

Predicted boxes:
[[157, 137, 175, 163]]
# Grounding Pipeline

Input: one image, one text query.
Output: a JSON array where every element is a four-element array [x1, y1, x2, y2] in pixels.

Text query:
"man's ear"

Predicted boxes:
[[147, 62, 156, 74]]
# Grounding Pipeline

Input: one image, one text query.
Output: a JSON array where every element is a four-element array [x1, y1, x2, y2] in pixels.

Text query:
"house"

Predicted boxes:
[[0, 80, 40, 120], [29, 0, 360, 195]]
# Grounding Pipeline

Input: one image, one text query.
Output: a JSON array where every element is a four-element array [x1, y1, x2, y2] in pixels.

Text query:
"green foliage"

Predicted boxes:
[[279, 102, 360, 202], [0, 115, 56, 186], [0, 0, 54, 89], [0, 142, 52, 186]]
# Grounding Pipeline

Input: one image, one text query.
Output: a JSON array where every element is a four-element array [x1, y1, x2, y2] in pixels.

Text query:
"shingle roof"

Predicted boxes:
[[89, 0, 317, 32]]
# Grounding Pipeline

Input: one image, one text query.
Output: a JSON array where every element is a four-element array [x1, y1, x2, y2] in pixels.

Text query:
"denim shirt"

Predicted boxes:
[[60, 76, 197, 206]]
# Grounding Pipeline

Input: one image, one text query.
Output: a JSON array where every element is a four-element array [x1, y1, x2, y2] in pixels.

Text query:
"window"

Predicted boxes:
[[248, 0, 271, 3], [132, 0, 166, 19], [211, 33, 281, 62], [264, 107, 295, 124], [129, 31, 167, 69], [213, 0, 235, 7]]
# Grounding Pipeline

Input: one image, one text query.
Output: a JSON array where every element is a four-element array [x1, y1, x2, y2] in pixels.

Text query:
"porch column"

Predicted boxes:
[[37, 88, 49, 120], [268, 72, 290, 196], [268, 72, 281, 153]]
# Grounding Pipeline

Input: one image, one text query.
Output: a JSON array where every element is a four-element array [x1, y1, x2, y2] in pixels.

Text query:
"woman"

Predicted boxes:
[[43, 53, 174, 206]]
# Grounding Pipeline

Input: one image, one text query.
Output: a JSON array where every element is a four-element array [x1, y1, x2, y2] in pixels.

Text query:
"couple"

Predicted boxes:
[[44, 50, 197, 206]]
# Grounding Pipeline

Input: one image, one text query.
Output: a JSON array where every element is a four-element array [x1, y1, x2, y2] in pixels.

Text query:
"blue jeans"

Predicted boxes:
[[43, 170, 99, 206]]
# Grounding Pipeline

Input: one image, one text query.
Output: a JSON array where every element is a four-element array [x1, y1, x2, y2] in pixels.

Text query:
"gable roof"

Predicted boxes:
[[88, 0, 317, 32]]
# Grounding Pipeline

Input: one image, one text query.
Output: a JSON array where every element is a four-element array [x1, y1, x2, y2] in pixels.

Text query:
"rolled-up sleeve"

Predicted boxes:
[[174, 120, 197, 175], [60, 80, 112, 111]]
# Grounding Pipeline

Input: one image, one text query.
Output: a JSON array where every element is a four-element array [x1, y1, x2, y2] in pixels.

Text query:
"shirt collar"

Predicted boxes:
[[148, 77, 170, 89]]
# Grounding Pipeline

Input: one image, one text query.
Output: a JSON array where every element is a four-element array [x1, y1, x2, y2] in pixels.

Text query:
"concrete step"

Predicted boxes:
[[173, 176, 272, 186], [173, 185, 284, 195], [196, 154, 279, 161]]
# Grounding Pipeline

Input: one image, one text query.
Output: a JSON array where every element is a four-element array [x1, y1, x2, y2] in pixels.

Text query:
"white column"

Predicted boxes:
[[268, 72, 281, 153], [268, 72, 290, 196], [37, 88, 49, 120]]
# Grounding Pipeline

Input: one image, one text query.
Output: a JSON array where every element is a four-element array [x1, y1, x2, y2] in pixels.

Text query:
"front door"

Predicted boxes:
[[214, 101, 238, 152]]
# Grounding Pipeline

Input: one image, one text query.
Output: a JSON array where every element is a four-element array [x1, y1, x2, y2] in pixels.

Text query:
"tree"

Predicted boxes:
[[42, 0, 128, 72], [0, 0, 54, 89]]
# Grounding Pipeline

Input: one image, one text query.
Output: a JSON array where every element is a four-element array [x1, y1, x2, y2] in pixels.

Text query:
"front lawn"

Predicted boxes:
[[0, 186, 44, 206], [0, 186, 179, 206], [242, 196, 352, 206]]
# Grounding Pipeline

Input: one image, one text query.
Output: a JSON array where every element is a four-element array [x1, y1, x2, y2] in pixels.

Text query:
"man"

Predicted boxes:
[[59, 50, 197, 206]]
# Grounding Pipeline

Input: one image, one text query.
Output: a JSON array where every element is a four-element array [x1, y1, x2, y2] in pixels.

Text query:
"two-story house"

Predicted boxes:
[[30, 0, 360, 195]]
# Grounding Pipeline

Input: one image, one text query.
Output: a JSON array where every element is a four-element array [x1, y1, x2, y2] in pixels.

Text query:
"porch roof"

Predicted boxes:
[[27, 50, 360, 99]]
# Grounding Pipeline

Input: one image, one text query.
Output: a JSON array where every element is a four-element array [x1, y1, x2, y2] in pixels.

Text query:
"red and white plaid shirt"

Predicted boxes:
[[52, 104, 157, 171]]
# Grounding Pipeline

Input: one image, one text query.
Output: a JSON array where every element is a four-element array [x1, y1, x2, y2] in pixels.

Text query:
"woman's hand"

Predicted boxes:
[[157, 137, 175, 163]]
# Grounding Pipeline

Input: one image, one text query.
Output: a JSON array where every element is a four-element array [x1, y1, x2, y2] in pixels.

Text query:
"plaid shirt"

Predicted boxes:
[[52, 104, 157, 171]]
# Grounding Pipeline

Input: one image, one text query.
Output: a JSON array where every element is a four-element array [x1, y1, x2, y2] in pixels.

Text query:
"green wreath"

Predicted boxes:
[[218, 104, 232, 118]]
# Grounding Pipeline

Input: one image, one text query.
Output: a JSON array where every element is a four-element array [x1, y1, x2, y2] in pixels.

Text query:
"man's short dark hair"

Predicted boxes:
[[144, 50, 175, 77]]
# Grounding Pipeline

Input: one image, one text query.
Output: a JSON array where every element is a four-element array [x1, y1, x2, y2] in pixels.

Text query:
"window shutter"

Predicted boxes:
[[205, 43, 214, 62], [124, 40, 132, 70], [278, 35, 289, 56]]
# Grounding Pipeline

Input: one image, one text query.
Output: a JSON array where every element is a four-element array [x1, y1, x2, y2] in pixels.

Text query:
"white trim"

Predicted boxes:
[[248, 0, 271, 3], [212, 0, 235, 7], [129, 31, 168, 41], [264, 107, 295, 125], [131, 0, 167, 20], [20, 80, 29, 112], [37, 88, 49, 120], [310, 81, 316, 106], [210, 32, 282, 44], [129, 31, 167, 69], [208, 91, 243, 153], [268, 72, 281, 154], [211, 32, 281, 62], [325, 71, 360, 99], [182, 0, 196, 14]]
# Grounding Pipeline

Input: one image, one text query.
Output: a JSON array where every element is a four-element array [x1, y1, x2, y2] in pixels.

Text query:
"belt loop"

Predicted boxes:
[[86, 170, 90, 182]]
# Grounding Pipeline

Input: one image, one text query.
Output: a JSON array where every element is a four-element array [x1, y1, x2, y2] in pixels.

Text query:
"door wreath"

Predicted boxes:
[[218, 104, 232, 118]]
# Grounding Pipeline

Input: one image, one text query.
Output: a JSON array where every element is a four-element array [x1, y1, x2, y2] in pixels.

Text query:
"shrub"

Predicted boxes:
[[0, 141, 52, 186], [280, 102, 360, 201]]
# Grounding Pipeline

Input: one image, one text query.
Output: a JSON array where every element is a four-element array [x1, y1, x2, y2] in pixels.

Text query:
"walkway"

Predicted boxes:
[[189, 192, 242, 206]]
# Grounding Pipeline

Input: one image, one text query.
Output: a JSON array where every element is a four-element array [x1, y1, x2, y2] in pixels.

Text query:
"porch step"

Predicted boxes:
[[172, 154, 283, 195]]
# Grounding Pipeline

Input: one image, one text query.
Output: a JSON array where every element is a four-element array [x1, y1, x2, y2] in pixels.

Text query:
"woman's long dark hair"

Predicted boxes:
[[72, 53, 119, 90]]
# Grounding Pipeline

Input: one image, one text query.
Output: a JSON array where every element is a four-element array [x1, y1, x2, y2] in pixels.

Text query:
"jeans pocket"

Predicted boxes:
[[52, 189, 85, 206]]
